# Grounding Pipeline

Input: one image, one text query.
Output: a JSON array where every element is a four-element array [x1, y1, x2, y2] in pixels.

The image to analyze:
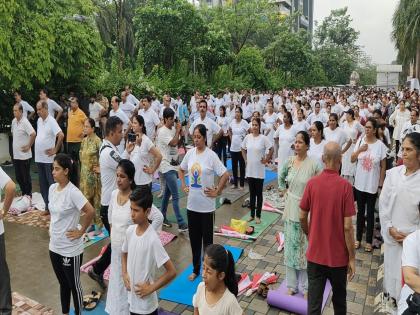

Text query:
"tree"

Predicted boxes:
[[0, 0, 104, 93], [392, 0, 420, 79], [234, 47, 269, 89], [134, 0, 206, 72]]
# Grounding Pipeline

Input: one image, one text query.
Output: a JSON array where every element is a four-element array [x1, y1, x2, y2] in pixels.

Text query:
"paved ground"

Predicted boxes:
[[3, 163, 379, 314]]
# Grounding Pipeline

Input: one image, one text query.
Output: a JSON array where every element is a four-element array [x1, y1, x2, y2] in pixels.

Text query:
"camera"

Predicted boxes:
[[402, 292, 420, 315], [128, 133, 136, 143]]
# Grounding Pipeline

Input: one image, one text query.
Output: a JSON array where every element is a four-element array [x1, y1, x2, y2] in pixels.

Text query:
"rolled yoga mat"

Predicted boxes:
[[267, 280, 332, 315]]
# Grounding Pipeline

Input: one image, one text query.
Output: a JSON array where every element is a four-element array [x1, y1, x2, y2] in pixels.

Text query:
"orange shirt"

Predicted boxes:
[[67, 108, 87, 143]]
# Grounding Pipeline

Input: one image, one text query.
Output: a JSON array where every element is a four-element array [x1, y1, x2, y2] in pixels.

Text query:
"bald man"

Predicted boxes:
[[299, 142, 356, 315]]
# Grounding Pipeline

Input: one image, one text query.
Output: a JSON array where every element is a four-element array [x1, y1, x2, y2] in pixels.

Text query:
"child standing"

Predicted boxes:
[[122, 189, 176, 315], [193, 244, 243, 315]]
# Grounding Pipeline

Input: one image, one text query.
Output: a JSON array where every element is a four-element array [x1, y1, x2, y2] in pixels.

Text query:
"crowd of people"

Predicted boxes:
[[0, 85, 419, 315]]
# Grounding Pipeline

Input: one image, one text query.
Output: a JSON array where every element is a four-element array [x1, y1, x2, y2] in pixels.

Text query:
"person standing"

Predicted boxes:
[[88, 95, 105, 136], [308, 122, 327, 169], [124, 85, 140, 107], [35, 100, 64, 213], [274, 111, 297, 169], [156, 108, 188, 231], [379, 133, 420, 306], [49, 154, 95, 315], [79, 118, 102, 234], [389, 100, 411, 157], [0, 168, 16, 315], [11, 103, 36, 197], [109, 96, 130, 153], [120, 91, 137, 118], [189, 100, 222, 148], [138, 96, 161, 140], [300, 142, 356, 315], [278, 131, 321, 297], [179, 124, 229, 281], [67, 97, 87, 169], [14, 90, 35, 120], [242, 117, 273, 224], [39, 89, 63, 121]]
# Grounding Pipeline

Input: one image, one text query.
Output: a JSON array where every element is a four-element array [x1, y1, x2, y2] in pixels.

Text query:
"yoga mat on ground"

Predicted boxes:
[[267, 280, 332, 315], [71, 302, 177, 315], [159, 245, 243, 306], [238, 211, 280, 242], [84, 227, 109, 248]]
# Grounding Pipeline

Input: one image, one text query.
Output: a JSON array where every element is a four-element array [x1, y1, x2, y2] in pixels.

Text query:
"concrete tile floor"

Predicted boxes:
[[3, 164, 379, 314]]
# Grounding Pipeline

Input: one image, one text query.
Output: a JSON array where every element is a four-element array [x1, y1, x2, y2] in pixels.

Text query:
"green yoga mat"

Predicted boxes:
[[238, 211, 280, 242]]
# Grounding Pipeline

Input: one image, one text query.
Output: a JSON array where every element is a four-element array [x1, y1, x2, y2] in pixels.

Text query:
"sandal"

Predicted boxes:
[[83, 291, 101, 311], [354, 241, 360, 249], [257, 281, 269, 298], [364, 243, 373, 252]]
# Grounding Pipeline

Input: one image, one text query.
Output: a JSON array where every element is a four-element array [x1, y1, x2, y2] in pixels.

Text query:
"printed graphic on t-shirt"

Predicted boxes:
[[361, 153, 373, 172], [190, 162, 202, 188]]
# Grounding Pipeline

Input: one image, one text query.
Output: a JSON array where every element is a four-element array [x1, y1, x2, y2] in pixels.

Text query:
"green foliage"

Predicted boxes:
[[357, 65, 376, 86], [234, 47, 269, 90]]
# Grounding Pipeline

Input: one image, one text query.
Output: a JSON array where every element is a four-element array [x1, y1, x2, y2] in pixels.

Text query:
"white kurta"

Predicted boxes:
[[379, 165, 420, 300], [341, 121, 364, 178], [274, 125, 297, 170]]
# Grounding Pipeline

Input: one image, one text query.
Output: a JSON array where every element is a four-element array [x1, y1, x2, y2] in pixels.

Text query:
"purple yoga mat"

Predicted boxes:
[[267, 280, 332, 315], [158, 309, 178, 315]]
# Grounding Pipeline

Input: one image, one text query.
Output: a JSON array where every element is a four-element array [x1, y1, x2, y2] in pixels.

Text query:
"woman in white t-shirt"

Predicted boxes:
[[324, 113, 351, 154], [274, 111, 297, 170], [351, 118, 387, 252], [179, 124, 229, 281], [106, 160, 163, 315], [228, 107, 248, 189], [193, 244, 243, 315], [49, 153, 95, 315], [216, 106, 230, 166], [308, 121, 327, 168], [127, 115, 162, 189], [241, 117, 273, 224], [293, 109, 310, 133]]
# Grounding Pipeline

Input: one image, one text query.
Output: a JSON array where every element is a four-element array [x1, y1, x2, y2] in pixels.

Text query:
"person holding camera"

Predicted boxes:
[[156, 107, 188, 231]]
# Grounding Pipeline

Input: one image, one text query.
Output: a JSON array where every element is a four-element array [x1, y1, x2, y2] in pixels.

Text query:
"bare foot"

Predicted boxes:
[[230, 185, 237, 189], [287, 288, 296, 296], [256, 217, 261, 224], [247, 217, 255, 222], [188, 273, 198, 281], [238, 186, 244, 191], [41, 210, 50, 217]]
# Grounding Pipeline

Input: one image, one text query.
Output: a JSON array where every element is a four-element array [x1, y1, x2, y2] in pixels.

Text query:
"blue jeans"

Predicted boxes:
[[160, 170, 185, 226], [37, 162, 54, 210]]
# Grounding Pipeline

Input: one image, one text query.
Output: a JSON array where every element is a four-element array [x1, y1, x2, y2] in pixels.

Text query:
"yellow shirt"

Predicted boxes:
[[67, 108, 87, 143]]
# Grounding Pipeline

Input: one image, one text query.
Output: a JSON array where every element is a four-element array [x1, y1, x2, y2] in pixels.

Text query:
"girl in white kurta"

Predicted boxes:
[[379, 134, 420, 303], [106, 160, 163, 315]]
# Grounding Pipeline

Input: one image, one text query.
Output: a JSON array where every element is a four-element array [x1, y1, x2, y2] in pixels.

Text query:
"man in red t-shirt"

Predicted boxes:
[[300, 142, 356, 315]]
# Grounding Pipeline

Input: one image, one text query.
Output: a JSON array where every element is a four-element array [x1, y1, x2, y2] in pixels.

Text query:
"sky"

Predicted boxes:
[[313, 0, 399, 65]]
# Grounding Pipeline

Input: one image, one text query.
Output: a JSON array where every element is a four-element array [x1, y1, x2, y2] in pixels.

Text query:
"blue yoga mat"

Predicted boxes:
[[159, 245, 243, 306], [84, 227, 109, 248], [71, 301, 177, 315]]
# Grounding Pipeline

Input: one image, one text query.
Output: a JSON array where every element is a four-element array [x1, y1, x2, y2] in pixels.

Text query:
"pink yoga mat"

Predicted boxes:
[[267, 280, 332, 315]]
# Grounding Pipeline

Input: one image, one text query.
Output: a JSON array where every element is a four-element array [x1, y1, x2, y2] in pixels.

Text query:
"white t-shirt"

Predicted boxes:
[[127, 93, 139, 106], [308, 138, 327, 168], [120, 101, 136, 118], [216, 116, 230, 136], [263, 112, 278, 141], [354, 138, 387, 194], [122, 225, 170, 314], [193, 282, 243, 315], [35, 115, 62, 163], [99, 139, 128, 206], [11, 117, 35, 160], [130, 135, 155, 185], [242, 134, 272, 179], [180, 147, 227, 212], [109, 108, 130, 129], [294, 120, 310, 132], [47, 98, 63, 118], [89, 102, 104, 127], [324, 127, 349, 148], [229, 119, 249, 152], [138, 108, 160, 140], [306, 112, 328, 126], [159, 105, 177, 119], [0, 167, 11, 235], [48, 182, 88, 257], [398, 231, 420, 315], [156, 126, 179, 174], [20, 100, 34, 118], [189, 116, 221, 147]]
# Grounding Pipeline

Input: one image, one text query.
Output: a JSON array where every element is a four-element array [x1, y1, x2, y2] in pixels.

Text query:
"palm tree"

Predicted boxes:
[[392, 0, 420, 79]]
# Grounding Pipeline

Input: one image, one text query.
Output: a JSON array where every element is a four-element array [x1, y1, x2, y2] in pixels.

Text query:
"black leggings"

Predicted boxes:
[[215, 136, 228, 166], [187, 210, 214, 275], [248, 177, 264, 218], [49, 251, 83, 315], [355, 189, 377, 244], [230, 151, 245, 187], [94, 205, 111, 275]]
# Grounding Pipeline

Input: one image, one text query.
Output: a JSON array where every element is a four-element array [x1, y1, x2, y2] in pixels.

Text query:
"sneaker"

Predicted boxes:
[[88, 269, 106, 289], [163, 219, 173, 228], [178, 223, 188, 232]]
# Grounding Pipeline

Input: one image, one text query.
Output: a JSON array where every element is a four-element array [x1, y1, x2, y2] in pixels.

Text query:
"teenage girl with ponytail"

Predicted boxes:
[[193, 244, 244, 315]]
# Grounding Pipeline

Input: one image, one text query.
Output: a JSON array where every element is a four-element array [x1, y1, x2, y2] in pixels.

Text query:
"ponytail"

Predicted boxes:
[[205, 244, 238, 296], [54, 153, 79, 186]]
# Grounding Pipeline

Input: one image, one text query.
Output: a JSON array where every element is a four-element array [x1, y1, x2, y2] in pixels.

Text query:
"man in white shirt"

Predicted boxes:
[[39, 89, 63, 121], [190, 90, 200, 114], [138, 96, 160, 140], [11, 103, 36, 197], [124, 85, 140, 107], [109, 96, 130, 152], [159, 95, 177, 119], [120, 91, 136, 118], [14, 90, 35, 120], [88, 96, 105, 129], [0, 167, 15, 315], [35, 100, 64, 213], [189, 100, 222, 148]]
